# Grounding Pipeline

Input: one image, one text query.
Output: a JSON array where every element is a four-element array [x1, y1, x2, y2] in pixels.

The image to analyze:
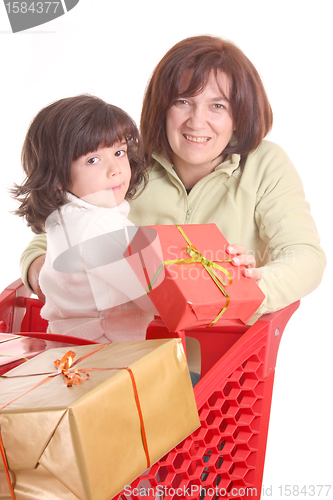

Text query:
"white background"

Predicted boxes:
[[0, 0, 332, 496]]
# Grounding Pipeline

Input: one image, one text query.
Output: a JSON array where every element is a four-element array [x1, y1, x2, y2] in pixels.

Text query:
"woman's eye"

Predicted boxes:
[[87, 157, 99, 165], [213, 103, 225, 110], [175, 99, 189, 106]]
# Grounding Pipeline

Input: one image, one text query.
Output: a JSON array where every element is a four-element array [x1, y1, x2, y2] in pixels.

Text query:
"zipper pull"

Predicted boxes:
[[185, 208, 192, 224]]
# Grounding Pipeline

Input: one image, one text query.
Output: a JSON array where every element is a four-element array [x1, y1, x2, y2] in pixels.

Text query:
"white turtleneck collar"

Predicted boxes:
[[65, 192, 130, 218]]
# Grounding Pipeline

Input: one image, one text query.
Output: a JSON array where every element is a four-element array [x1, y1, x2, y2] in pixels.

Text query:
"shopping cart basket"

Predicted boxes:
[[0, 278, 299, 499]]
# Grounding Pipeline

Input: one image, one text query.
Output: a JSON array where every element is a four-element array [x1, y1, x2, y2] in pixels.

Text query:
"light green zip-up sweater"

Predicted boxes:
[[20, 140, 326, 321]]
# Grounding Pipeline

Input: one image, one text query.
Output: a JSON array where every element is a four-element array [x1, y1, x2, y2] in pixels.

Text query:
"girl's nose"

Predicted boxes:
[[106, 161, 121, 177]]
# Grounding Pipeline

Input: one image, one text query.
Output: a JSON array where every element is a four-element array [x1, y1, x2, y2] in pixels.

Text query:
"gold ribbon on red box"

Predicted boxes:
[[0, 336, 21, 345], [146, 225, 233, 326]]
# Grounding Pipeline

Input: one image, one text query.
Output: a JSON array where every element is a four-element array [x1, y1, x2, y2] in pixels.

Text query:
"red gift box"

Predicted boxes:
[[126, 224, 265, 332]]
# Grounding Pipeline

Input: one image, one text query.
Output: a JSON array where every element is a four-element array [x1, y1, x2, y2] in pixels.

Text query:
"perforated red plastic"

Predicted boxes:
[[113, 304, 299, 500]]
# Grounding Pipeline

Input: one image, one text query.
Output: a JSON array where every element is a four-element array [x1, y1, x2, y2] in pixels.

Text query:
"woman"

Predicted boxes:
[[20, 35, 326, 321]]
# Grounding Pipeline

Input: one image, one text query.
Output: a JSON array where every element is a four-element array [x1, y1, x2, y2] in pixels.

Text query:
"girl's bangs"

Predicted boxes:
[[72, 110, 136, 160]]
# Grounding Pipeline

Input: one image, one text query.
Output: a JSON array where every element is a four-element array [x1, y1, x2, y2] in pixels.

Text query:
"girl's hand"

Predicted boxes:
[[27, 254, 46, 302], [226, 244, 262, 283]]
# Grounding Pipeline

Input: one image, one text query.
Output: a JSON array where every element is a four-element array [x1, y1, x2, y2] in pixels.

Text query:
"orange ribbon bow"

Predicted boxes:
[[54, 350, 89, 386]]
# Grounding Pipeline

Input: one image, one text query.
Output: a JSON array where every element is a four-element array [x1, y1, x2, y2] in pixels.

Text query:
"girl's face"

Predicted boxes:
[[69, 141, 131, 208], [166, 70, 234, 188]]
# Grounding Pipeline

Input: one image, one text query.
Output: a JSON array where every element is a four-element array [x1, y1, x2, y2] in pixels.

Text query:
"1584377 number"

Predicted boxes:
[[5, 2, 60, 14], [278, 485, 332, 496]]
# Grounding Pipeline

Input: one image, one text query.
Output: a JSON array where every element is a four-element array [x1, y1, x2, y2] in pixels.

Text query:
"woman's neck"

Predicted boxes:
[[173, 155, 225, 190]]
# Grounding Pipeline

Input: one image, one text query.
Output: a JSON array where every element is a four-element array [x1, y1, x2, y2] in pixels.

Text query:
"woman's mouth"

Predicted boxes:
[[184, 134, 210, 143]]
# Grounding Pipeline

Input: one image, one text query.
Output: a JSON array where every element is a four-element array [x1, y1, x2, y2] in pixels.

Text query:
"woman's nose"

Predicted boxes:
[[186, 105, 206, 129]]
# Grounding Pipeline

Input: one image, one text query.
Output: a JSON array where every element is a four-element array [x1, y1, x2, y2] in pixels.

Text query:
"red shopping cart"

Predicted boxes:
[[0, 278, 299, 500]]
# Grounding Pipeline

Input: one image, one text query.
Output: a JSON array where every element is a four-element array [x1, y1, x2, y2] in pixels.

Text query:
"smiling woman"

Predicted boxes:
[[130, 35, 325, 317], [166, 71, 234, 188], [20, 35, 326, 325], [141, 35, 272, 169]]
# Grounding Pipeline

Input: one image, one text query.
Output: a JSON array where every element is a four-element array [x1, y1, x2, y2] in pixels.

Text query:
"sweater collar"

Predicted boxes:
[[152, 152, 241, 179]]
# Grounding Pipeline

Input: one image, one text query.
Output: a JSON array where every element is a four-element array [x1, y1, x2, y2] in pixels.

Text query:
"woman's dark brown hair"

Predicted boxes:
[[12, 95, 147, 233], [141, 35, 273, 165]]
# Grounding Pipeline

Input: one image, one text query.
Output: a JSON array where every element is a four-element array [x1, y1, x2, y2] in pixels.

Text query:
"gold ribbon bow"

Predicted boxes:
[[147, 225, 233, 327]]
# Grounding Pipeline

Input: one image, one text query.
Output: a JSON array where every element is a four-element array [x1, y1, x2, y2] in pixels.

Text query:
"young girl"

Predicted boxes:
[[12, 95, 157, 342]]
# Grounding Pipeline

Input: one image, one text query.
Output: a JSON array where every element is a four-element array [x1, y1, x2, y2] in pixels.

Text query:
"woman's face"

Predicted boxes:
[[166, 70, 234, 187]]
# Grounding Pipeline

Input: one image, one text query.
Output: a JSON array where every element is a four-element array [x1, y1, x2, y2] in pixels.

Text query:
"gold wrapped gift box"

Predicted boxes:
[[0, 339, 200, 500]]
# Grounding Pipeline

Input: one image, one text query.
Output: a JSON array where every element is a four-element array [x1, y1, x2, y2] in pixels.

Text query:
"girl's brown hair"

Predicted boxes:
[[141, 35, 273, 165], [12, 95, 147, 233]]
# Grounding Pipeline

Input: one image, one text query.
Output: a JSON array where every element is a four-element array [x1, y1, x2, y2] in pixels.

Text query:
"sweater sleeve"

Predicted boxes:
[[19, 232, 47, 292], [252, 142, 326, 316]]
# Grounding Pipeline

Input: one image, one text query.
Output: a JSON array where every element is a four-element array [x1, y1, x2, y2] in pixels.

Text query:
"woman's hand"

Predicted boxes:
[[27, 254, 46, 302], [226, 244, 261, 283]]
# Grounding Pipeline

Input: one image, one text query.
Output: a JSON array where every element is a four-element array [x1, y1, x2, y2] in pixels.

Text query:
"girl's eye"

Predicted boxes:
[[87, 157, 99, 165], [115, 149, 127, 157]]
